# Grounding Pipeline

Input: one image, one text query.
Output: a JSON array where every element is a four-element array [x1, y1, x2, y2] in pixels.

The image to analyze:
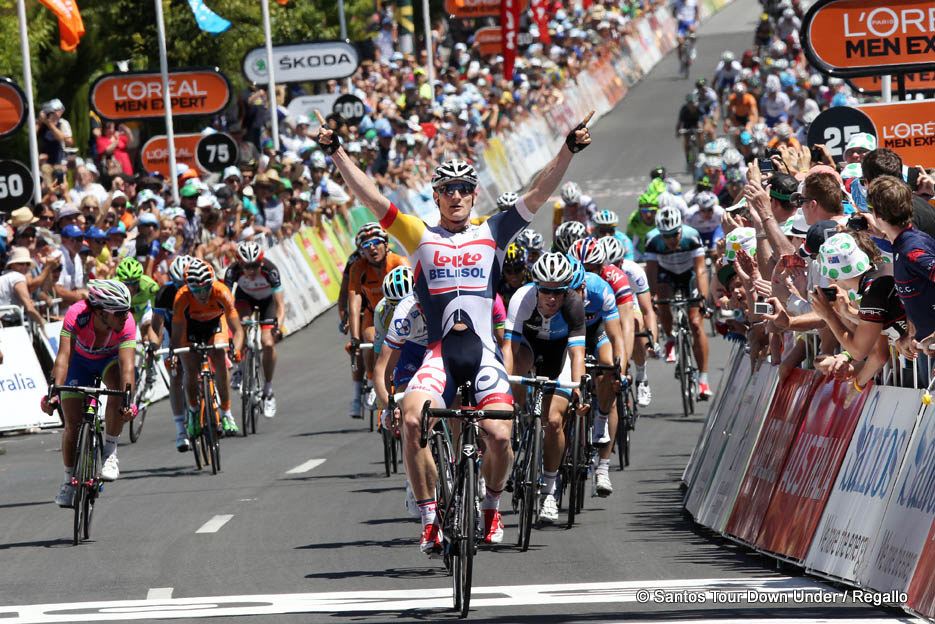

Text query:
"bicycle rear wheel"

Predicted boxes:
[[678, 330, 694, 417], [567, 412, 582, 529], [129, 377, 149, 443], [453, 459, 476, 618], [382, 425, 393, 478], [240, 351, 253, 437]]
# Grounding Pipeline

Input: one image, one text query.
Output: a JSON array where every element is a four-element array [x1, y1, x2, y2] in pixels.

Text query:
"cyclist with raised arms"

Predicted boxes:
[[224, 241, 286, 418], [644, 206, 712, 399], [152, 255, 195, 452], [172, 258, 245, 435], [503, 253, 587, 524], [552, 182, 597, 234], [44, 280, 137, 506], [601, 236, 657, 407], [684, 190, 725, 250], [317, 107, 593, 554]]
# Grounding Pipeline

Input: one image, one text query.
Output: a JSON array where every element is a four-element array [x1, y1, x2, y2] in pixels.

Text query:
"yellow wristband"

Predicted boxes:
[[853, 379, 866, 393]]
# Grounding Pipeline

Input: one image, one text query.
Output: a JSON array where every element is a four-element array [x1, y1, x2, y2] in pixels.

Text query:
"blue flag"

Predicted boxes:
[[186, 0, 231, 34]]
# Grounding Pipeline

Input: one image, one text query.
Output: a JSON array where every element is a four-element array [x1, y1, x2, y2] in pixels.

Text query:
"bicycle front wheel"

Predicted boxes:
[[615, 390, 628, 471], [72, 420, 90, 545], [567, 412, 582, 529], [520, 416, 542, 551], [382, 424, 393, 478], [129, 377, 148, 443], [678, 331, 694, 417], [240, 351, 253, 437], [202, 377, 220, 475], [453, 459, 476, 618], [83, 430, 102, 541]]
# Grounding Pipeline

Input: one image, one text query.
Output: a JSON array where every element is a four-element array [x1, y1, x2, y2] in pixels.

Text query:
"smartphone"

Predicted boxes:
[[753, 301, 774, 316], [780, 254, 806, 269], [820, 287, 838, 301], [847, 215, 868, 231], [810, 146, 823, 164], [53, 169, 65, 184], [908, 167, 921, 191], [758, 158, 773, 173]]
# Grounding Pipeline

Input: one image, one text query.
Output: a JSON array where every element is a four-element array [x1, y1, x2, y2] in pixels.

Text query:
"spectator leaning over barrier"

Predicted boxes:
[[0, 247, 46, 331]]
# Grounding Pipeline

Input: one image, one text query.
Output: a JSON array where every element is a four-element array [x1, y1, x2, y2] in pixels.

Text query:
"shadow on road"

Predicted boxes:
[[0, 537, 74, 550], [293, 428, 367, 437], [305, 566, 446, 581], [297, 537, 413, 550]]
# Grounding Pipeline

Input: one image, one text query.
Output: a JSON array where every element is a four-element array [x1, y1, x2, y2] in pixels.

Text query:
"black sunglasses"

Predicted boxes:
[[243, 262, 261, 270], [537, 286, 567, 296], [438, 182, 476, 196]]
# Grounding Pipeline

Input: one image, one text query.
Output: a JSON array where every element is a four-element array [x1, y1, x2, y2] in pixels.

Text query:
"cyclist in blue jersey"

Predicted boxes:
[[684, 191, 725, 250], [319, 108, 594, 554], [592, 209, 635, 260], [644, 205, 712, 398], [503, 253, 588, 524]]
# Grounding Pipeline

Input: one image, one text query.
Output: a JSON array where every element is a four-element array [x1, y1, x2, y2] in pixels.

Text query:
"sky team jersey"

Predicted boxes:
[[600, 264, 633, 306], [645, 225, 706, 274], [347, 253, 410, 312], [581, 272, 619, 327], [62, 300, 137, 360], [621, 259, 650, 294], [130, 275, 159, 327], [892, 226, 935, 339], [173, 281, 238, 323], [379, 199, 532, 347], [224, 259, 283, 301], [504, 283, 586, 348]]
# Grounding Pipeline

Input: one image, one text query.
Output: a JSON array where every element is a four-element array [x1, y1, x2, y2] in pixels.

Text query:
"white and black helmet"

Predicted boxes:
[[695, 191, 719, 210], [185, 258, 215, 289], [560, 181, 581, 205], [496, 191, 519, 211], [431, 159, 478, 189], [381, 265, 414, 302], [722, 148, 743, 167], [554, 220, 587, 253], [169, 255, 194, 284], [655, 205, 682, 234], [721, 50, 735, 63], [592, 209, 618, 227], [532, 252, 574, 286], [87, 279, 132, 313], [600, 236, 626, 264], [237, 241, 263, 264]]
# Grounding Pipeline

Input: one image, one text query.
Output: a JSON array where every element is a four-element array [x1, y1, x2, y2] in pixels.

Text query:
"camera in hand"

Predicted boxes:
[[758, 158, 773, 173], [753, 301, 774, 315], [820, 287, 838, 301]]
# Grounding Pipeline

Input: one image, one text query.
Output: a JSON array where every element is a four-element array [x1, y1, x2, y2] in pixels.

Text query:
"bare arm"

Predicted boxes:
[[374, 346, 400, 407], [522, 112, 593, 212]]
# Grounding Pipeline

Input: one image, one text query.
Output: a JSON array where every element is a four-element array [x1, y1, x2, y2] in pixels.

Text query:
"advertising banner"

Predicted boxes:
[[860, 402, 935, 593], [90, 69, 230, 120], [473, 27, 502, 56], [804, 386, 922, 582], [725, 368, 819, 544], [801, 0, 935, 77], [296, 228, 341, 302], [0, 77, 26, 140], [847, 71, 935, 96], [697, 363, 779, 533], [319, 221, 350, 273], [906, 517, 935, 618], [243, 41, 359, 84], [684, 354, 752, 518], [444, 0, 528, 18], [140, 134, 204, 178], [0, 326, 58, 432], [755, 378, 870, 561]]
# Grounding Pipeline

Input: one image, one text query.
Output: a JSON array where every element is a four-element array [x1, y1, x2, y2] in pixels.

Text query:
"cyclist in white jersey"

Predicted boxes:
[[684, 190, 725, 250], [318, 109, 594, 554]]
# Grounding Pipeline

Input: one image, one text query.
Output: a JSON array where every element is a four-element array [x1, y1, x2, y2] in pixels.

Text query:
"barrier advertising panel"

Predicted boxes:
[[725, 368, 819, 544], [804, 386, 922, 582], [0, 326, 57, 431], [90, 68, 230, 120], [906, 517, 935, 618], [0, 77, 26, 140], [755, 378, 870, 561], [860, 402, 935, 593], [684, 354, 752, 518], [697, 363, 779, 532], [140, 133, 204, 178]]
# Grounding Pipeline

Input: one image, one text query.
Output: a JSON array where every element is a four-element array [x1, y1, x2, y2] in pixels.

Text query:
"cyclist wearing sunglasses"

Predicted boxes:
[[346, 223, 410, 418], [684, 190, 725, 250], [115, 258, 160, 346], [318, 107, 593, 553], [592, 209, 635, 261], [515, 228, 545, 269], [44, 280, 137, 507], [498, 243, 531, 307], [172, 258, 244, 435], [552, 181, 597, 234], [503, 252, 587, 523], [644, 206, 712, 399], [224, 241, 285, 419]]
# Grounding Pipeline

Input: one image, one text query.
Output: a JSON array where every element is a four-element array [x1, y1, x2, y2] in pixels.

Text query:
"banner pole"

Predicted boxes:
[[881, 75, 891, 103], [261, 0, 280, 152], [154, 0, 179, 204], [422, 0, 435, 84], [338, 0, 353, 93], [16, 0, 41, 205], [896, 74, 907, 102]]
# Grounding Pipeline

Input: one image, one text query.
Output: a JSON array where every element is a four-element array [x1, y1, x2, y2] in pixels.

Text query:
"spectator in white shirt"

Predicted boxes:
[[0, 247, 46, 330], [55, 225, 87, 304]]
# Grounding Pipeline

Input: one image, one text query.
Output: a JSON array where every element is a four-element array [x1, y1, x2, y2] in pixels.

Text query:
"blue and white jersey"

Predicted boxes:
[[505, 283, 586, 348], [645, 225, 706, 274], [684, 205, 725, 247], [581, 272, 619, 328], [621, 259, 650, 295], [383, 294, 428, 362]]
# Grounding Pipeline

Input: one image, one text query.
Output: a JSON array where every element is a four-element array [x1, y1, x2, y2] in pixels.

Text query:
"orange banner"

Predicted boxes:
[[38, 0, 85, 51], [0, 79, 26, 139], [445, 0, 528, 18], [857, 100, 935, 168], [90, 69, 230, 121], [473, 27, 502, 56], [803, 0, 935, 75], [140, 134, 205, 178], [848, 71, 935, 95]]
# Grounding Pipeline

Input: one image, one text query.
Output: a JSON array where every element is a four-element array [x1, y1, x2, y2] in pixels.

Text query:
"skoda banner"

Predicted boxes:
[[243, 40, 359, 84]]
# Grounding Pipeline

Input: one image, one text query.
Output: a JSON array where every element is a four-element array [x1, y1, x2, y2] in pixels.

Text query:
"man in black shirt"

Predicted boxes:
[[862, 148, 935, 239]]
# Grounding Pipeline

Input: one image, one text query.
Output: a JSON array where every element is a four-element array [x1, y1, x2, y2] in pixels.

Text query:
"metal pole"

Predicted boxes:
[[261, 0, 280, 151], [422, 0, 435, 84], [881, 74, 891, 103], [154, 0, 179, 204], [16, 0, 41, 205], [338, 0, 352, 93]]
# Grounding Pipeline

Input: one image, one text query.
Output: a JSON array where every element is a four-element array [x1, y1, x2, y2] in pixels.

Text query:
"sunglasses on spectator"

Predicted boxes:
[[243, 262, 261, 270], [438, 182, 476, 196], [793, 196, 815, 206], [360, 238, 385, 249], [537, 285, 567, 296], [37, 213, 54, 222], [112, 201, 127, 208]]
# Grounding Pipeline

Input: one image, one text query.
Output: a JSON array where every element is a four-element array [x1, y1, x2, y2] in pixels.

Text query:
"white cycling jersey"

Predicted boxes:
[[675, 0, 698, 22], [621, 259, 649, 295], [714, 60, 742, 86], [384, 294, 428, 350], [684, 205, 725, 235]]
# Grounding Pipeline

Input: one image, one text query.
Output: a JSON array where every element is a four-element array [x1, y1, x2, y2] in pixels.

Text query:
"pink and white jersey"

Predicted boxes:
[[600, 264, 634, 307], [61, 300, 137, 360]]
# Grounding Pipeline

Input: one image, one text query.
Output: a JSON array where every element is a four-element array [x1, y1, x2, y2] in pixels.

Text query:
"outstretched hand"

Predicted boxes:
[[314, 110, 339, 154], [565, 111, 594, 153]]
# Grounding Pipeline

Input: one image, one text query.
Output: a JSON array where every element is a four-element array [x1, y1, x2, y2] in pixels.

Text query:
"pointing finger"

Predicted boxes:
[[581, 110, 595, 126], [314, 109, 327, 126]]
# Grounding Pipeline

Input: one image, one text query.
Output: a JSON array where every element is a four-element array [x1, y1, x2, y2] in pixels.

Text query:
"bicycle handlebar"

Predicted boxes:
[[655, 296, 706, 306], [154, 343, 228, 356], [47, 383, 131, 408], [507, 374, 579, 390], [418, 400, 514, 449]]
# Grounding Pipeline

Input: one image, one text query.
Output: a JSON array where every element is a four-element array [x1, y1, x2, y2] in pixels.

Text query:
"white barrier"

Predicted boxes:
[[0, 326, 58, 432]]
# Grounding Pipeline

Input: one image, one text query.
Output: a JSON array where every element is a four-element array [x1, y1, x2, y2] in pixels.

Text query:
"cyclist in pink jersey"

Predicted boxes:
[[42, 280, 137, 508], [317, 109, 594, 553]]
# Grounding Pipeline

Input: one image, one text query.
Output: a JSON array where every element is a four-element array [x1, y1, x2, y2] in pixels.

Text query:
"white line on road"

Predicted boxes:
[[145, 588, 173, 600], [195, 514, 233, 534], [0, 577, 925, 622], [285, 458, 326, 474]]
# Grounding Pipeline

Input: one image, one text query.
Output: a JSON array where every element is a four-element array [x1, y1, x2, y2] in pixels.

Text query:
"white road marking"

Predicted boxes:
[[0, 577, 924, 622], [285, 458, 326, 474], [194, 515, 233, 534], [144, 588, 172, 600]]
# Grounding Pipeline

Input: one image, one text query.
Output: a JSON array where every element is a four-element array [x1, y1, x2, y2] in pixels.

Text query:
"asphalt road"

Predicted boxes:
[[0, 1, 924, 622]]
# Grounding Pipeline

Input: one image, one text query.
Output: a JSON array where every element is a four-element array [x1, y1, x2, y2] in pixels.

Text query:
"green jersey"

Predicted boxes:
[[130, 275, 159, 326], [626, 211, 657, 261]]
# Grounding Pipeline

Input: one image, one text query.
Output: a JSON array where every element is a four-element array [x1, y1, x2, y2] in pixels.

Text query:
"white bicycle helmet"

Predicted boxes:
[[169, 255, 194, 284], [87, 279, 132, 313], [569, 237, 605, 266], [531, 252, 574, 286], [695, 191, 719, 210], [600, 236, 626, 264], [655, 206, 682, 234], [592, 209, 618, 227], [431, 159, 478, 189], [185, 258, 215, 289], [496, 191, 519, 211], [733, 81, 747, 94], [722, 148, 743, 167], [381, 265, 414, 301], [554, 220, 587, 253], [665, 178, 683, 195], [721, 50, 735, 63], [237, 240, 263, 264], [355, 222, 387, 248], [560, 181, 581, 205]]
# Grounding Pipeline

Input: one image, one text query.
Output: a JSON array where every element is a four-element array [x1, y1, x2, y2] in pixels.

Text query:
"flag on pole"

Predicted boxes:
[[530, 0, 551, 45], [276, 0, 289, 5], [500, 0, 521, 80], [37, 0, 85, 51], [185, 0, 231, 34]]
